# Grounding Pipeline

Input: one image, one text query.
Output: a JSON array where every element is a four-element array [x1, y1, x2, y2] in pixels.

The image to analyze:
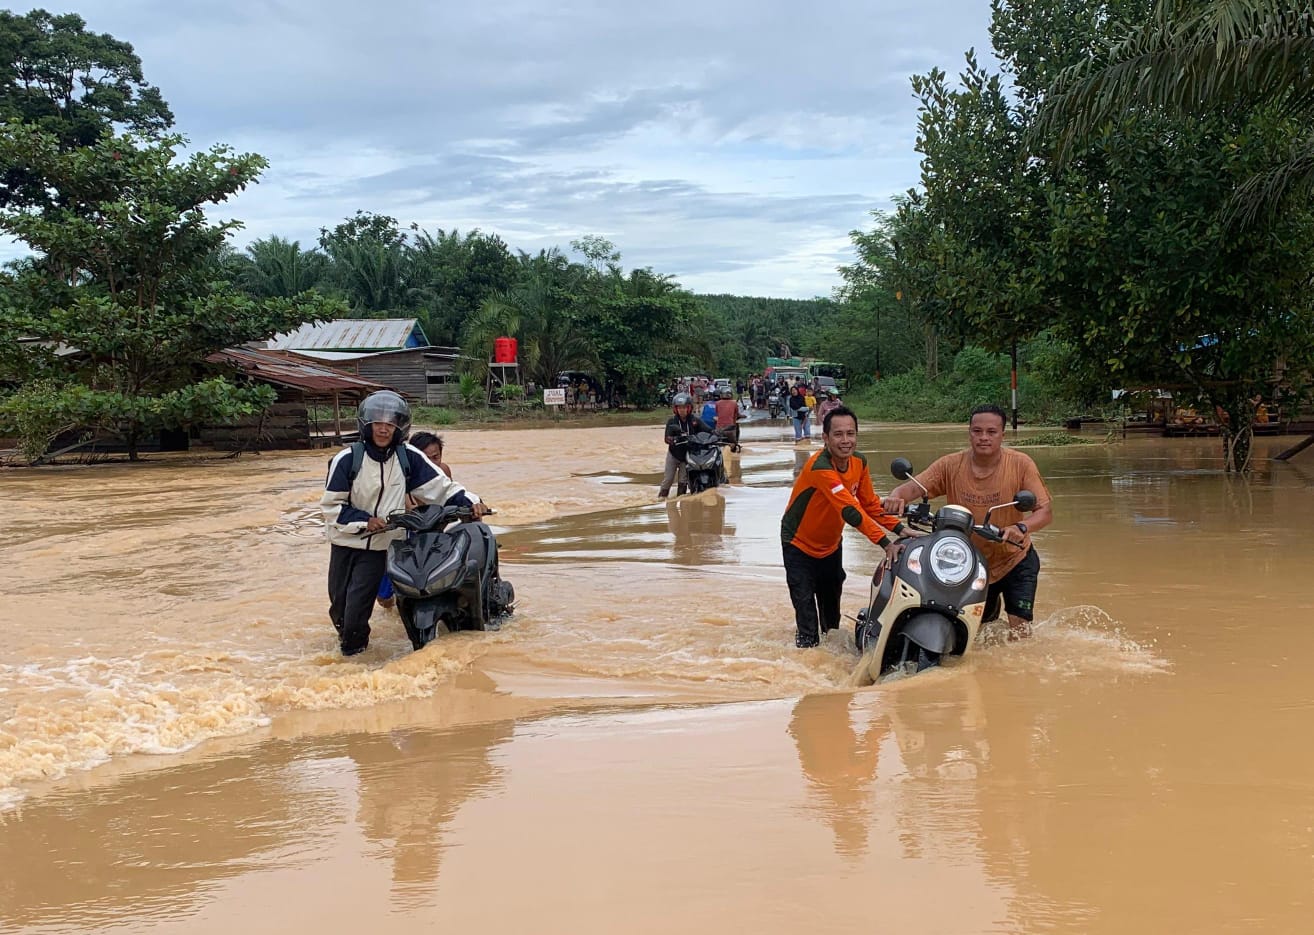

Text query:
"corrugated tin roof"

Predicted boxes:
[[267, 318, 426, 352], [291, 346, 461, 363], [208, 347, 388, 396]]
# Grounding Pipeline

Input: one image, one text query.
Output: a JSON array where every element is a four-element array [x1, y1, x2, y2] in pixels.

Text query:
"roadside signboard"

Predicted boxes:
[[544, 388, 566, 406]]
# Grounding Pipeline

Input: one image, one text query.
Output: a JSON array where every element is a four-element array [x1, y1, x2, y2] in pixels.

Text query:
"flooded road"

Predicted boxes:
[[2, 419, 1313, 933]]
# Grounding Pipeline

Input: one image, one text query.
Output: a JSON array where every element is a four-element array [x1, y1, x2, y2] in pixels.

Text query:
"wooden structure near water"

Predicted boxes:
[[309, 346, 463, 405], [204, 348, 386, 450]]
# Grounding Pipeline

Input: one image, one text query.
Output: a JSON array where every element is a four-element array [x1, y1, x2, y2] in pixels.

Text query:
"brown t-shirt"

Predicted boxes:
[[916, 448, 1052, 582]]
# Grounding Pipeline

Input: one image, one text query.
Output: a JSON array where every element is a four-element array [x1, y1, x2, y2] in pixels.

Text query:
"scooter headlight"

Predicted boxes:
[[928, 537, 973, 586]]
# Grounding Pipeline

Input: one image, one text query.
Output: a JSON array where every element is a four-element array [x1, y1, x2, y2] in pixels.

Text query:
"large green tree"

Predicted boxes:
[[408, 226, 519, 345], [234, 235, 330, 299], [0, 9, 172, 209], [877, 0, 1314, 470], [463, 248, 597, 387], [1036, 0, 1314, 225], [0, 127, 336, 460]]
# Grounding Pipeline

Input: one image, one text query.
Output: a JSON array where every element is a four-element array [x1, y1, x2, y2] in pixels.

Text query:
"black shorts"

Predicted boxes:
[[983, 547, 1041, 623]]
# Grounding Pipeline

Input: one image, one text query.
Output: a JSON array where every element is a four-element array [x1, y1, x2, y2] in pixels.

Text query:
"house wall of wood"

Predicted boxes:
[[200, 393, 312, 450], [332, 350, 460, 406]]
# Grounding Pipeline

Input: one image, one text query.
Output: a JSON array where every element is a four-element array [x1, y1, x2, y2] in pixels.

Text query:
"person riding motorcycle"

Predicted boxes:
[[713, 386, 743, 452], [321, 390, 488, 656], [659, 392, 709, 498]]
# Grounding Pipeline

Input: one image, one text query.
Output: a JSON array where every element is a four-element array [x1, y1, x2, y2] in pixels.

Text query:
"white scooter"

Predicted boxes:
[[853, 457, 1036, 684]]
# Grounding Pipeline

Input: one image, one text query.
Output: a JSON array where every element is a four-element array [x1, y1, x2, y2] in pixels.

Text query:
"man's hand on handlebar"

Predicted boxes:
[[1001, 523, 1027, 546], [365, 516, 389, 533], [882, 495, 907, 515], [467, 502, 492, 521]]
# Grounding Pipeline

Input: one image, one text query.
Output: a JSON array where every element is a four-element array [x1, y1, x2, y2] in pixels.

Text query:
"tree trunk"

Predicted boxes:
[[925, 322, 938, 379], [1220, 400, 1254, 473], [126, 427, 140, 462]]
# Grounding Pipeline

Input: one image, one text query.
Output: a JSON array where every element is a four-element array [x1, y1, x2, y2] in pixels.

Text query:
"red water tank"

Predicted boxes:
[[493, 336, 518, 363]]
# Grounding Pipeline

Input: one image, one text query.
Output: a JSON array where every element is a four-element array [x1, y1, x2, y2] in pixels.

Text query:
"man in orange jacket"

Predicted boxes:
[[781, 406, 907, 648]]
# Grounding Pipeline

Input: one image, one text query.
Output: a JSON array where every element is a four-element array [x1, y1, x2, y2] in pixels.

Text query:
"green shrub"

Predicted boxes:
[[411, 406, 459, 426], [847, 345, 1084, 425], [457, 373, 483, 409], [1011, 429, 1097, 447]]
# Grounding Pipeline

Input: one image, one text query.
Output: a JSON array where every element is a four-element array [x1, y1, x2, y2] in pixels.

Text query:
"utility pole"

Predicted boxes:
[[1010, 339, 1019, 435]]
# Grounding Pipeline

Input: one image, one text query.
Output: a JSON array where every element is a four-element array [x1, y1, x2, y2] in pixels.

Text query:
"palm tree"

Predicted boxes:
[[239, 236, 329, 298], [463, 277, 597, 388], [323, 238, 413, 313], [1036, 0, 1314, 223]]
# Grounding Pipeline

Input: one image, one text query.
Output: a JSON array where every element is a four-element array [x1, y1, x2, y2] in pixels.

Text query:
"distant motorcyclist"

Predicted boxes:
[[816, 390, 842, 428], [700, 393, 718, 428], [714, 387, 743, 452], [321, 391, 488, 656], [659, 392, 709, 498]]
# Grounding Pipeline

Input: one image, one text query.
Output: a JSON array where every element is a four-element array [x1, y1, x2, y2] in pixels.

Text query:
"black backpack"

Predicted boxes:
[[346, 442, 412, 486]]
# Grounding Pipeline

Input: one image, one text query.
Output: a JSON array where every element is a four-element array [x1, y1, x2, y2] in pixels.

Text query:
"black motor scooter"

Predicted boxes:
[[682, 430, 728, 493], [382, 503, 515, 650], [852, 458, 1035, 683]]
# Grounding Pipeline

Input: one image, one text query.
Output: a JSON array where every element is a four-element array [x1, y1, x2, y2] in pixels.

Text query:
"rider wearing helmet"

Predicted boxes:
[[714, 386, 743, 452], [660, 392, 709, 498], [321, 390, 488, 656]]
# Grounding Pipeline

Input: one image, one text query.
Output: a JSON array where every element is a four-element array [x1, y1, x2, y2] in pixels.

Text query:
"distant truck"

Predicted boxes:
[[765, 357, 809, 385], [764, 356, 847, 392], [807, 361, 847, 394]]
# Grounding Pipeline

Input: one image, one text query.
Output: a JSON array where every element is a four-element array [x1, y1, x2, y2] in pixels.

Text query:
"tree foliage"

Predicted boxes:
[[1035, 0, 1314, 224], [0, 127, 336, 460], [844, 0, 1314, 471], [0, 9, 172, 210]]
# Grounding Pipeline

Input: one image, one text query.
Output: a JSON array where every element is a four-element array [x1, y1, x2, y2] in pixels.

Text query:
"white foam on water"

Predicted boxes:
[[975, 604, 1171, 678], [0, 632, 507, 810]]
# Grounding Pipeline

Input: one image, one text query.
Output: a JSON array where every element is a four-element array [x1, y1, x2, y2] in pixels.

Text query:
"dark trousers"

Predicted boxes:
[[783, 542, 846, 644], [328, 544, 388, 654]]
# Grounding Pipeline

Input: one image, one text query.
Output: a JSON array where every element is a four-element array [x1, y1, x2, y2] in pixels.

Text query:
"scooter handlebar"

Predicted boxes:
[[362, 503, 495, 535]]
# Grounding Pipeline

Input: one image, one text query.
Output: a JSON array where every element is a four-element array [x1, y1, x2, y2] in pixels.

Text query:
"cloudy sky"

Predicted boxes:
[[44, 0, 995, 297]]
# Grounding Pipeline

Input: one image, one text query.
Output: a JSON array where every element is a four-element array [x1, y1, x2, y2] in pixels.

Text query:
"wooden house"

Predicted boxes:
[[204, 347, 386, 449], [267, 318, 461, 405]]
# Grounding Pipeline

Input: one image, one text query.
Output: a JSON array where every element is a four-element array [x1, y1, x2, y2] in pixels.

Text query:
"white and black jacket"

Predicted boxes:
[[320, 443, 481, 550]]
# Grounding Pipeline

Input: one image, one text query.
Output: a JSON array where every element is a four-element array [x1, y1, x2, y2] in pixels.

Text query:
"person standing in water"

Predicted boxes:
[[886, 403, 1053, 639], [780, 406, 907, 648], [321, 391, 487, 656], [659, 392, 708, 498], [788, 385, 812, 442]]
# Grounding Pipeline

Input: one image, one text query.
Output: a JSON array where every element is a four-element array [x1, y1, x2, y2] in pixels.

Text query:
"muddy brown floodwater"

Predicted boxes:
[[2, 418, 1313, 933]]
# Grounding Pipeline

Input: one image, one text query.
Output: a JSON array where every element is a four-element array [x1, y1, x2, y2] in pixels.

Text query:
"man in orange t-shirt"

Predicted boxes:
[[713, 388, 742, 449], [888, 403, 1054, 639], [780, 406, 907, 648]]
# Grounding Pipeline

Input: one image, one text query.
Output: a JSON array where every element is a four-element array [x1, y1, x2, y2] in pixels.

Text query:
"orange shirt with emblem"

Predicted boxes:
[[781, 449, 902, 558], [916, 448, 1052, 582]]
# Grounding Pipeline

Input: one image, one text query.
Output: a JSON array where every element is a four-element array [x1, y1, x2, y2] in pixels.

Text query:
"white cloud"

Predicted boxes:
[[17, 0, 995, 297]]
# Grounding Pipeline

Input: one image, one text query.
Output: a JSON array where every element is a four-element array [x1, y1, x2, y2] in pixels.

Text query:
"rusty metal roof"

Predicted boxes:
[[208, 347, 388, 396], [267, 318, 428, 352]]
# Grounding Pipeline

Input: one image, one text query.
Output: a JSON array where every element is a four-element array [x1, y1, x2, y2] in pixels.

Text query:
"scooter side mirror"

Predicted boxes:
[[1015, 490, 1037, 512], [890, 457, 914, 480]]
